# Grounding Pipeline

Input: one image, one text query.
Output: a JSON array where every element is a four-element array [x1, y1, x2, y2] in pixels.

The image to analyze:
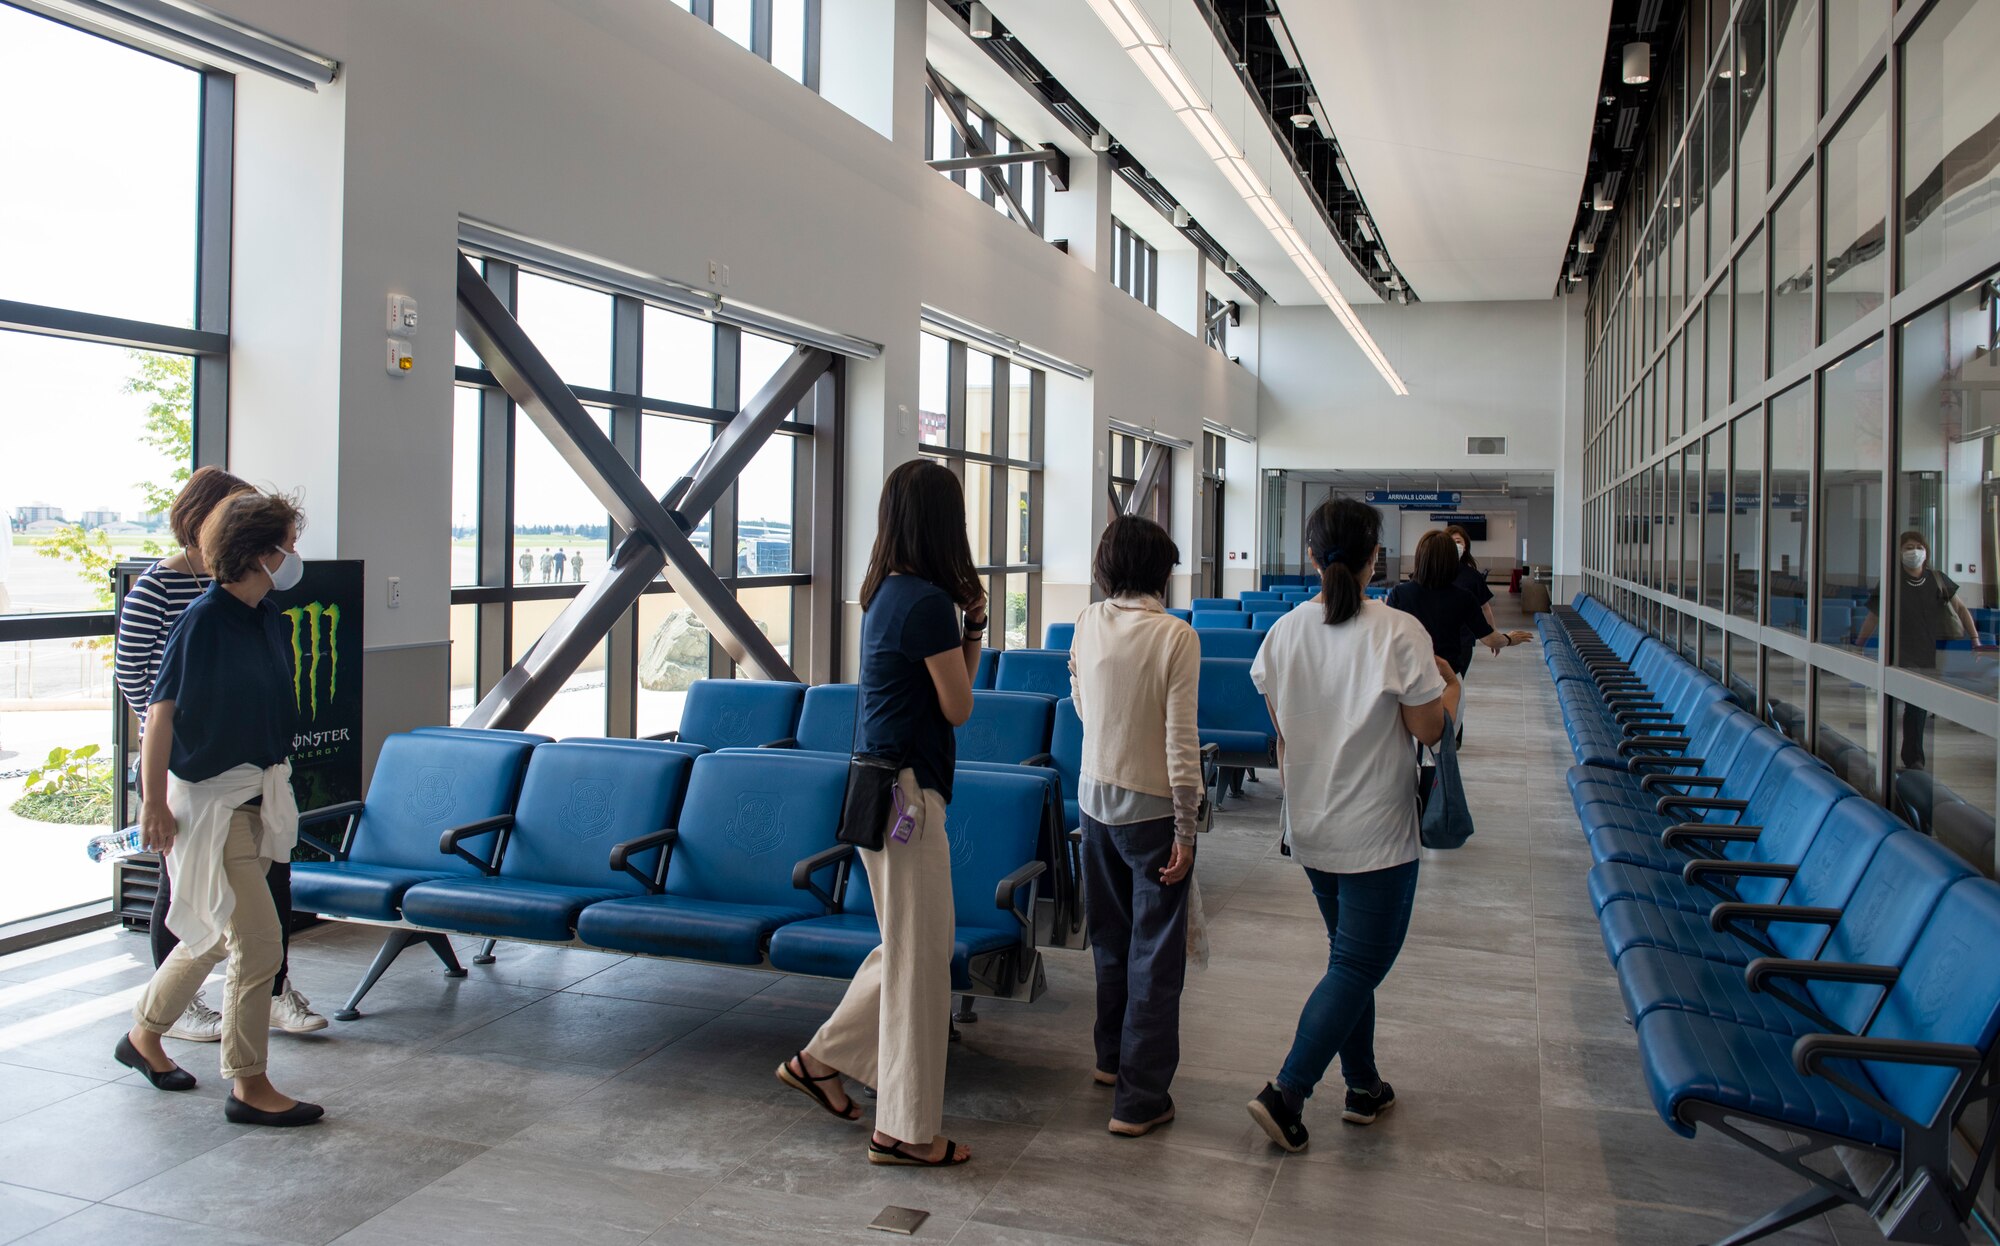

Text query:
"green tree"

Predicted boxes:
[[34, 351, 189, 634]]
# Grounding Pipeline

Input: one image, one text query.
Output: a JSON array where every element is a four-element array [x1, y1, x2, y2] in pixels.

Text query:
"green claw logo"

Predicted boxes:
[[282, 602, 341, 719]]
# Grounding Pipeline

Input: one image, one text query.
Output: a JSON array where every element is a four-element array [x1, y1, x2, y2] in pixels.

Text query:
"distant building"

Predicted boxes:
[[80, 509, 120, 529], [14, 505, 63, 527]]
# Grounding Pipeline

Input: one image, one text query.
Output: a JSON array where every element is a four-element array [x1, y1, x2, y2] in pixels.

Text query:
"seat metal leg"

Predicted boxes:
[[1709, 1186, 1846, 1246], [426, 933, 468, 977], [953, 993, 979, 1024], [336, 930, 423, 1021], [472, 938, 497, 966]]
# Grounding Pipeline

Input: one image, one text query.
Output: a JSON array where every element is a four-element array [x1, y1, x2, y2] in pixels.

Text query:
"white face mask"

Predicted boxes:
[[1901, 547, 1927, 573], [267, 549, 304, 592], [1453, 542, 1467, 557]]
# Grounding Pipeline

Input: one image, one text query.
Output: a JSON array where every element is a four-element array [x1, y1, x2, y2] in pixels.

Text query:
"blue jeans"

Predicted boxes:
[[1276, 860, 1420, 1099], [1081, 813, 1189, 1123]]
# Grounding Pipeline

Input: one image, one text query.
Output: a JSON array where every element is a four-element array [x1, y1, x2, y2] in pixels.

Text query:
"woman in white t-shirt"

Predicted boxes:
[[1245, 497, 1460, 1153]]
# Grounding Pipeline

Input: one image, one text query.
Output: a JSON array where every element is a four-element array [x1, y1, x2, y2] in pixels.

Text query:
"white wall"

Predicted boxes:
[[198, 0, 1254, 741]]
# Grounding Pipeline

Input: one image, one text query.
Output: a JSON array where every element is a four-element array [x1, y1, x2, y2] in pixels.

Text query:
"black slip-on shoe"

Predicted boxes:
[[115, 1034, 196, 1092], [1247, 1082, 1308, 1153], [223, 1095, 325, 1127], [1342, 1081, 1396, 1125]]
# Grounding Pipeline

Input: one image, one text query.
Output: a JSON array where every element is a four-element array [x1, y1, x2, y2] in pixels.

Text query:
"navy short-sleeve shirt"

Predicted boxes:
[[1386, 579, 1493, 671], [856, 574, 964, 801], [151, 584, 298, 783]]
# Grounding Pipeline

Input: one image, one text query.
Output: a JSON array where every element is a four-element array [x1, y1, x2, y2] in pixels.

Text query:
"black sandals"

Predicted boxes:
[[868, 1138, 970, 1167], [776, 1051, 862, 1122]]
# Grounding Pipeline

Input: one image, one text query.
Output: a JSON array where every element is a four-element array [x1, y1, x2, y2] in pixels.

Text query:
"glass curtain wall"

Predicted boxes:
[[0, 5, 232, 928], [915, 331, 1044, 649], [451, 260, 832, 740], [1580, 0, 1998, 876]]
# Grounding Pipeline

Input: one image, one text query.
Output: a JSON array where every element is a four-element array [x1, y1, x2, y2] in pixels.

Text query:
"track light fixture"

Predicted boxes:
[[1171, 205, 1191, 228], [1090, 127, 1112, 153], [1223, 257, 1240, 276], [968, 2, 994, 39], [1621, 41, 1650, 84], [1592, 183, 1613, 211]]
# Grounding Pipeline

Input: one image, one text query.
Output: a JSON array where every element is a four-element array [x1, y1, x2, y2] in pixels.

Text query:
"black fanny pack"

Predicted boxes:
[[838, 754, 902, 851]]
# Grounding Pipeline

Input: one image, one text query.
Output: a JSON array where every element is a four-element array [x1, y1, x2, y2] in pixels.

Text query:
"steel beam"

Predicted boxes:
[[667, 343, 834, 522], [927, 145, 1068, 189], [927, 66, 1033, 228], [453, 254, 808, 729], [1124, 443, 1167, 517]]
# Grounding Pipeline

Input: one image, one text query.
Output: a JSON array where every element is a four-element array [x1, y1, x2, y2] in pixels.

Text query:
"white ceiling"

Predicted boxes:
[[1283, 0, 1612, 302]]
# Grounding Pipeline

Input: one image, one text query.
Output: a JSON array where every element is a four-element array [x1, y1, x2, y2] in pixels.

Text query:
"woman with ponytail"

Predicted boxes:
[[1244, 498, 1460, 1153]]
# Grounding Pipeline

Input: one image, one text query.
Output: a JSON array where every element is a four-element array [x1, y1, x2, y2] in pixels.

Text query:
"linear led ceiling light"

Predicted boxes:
[[1082, 0, 1406, 393]]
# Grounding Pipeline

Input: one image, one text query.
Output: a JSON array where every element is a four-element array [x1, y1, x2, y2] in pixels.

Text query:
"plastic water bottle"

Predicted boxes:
[[85, 827, 144, 864]]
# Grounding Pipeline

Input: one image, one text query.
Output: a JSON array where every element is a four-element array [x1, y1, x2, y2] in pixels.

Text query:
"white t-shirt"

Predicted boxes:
[[1250, 599, 1446, 874]]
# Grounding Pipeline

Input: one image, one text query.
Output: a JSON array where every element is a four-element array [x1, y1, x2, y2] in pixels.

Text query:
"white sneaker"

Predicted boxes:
[[165, 992, 224, 1042], [271, 982, 329, 1034]]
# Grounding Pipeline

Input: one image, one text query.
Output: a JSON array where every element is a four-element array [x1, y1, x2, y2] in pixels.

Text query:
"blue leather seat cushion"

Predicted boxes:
[[1587, 827, 1683, 869], [290, 861, 448, 922], [575, 894, 821, 964], [1599, 898, 1749, 965], [1618, 946, 1812, 1033], [1200, 728, 1271, 758], [401, 877, 626, 941], [767, 913, 1017, 990], [1587, 861, 1710, 914], [1636, 1009, 1897, 1147], [1062, 797, 1079, 832]]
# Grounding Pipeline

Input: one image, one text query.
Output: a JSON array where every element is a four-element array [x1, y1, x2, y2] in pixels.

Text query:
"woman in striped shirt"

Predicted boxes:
[[114, 467, 326, 1040]]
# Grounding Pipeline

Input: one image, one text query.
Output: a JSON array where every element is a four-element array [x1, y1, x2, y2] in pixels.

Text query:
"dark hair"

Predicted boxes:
[[1444, 524, 1479, 571], [1093, 515, 1178, 599], [199, 490, 304, 586], [1412, 530, 1460, 590], [170, 466, 253, 549], [1898, 530, 1928, 550], [860, 459, 982, 611], [1304, 497, 1380, 626]]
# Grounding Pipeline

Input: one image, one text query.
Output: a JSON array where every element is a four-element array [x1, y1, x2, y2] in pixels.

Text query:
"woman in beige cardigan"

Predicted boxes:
[[1067, 516, 1203, 1138]]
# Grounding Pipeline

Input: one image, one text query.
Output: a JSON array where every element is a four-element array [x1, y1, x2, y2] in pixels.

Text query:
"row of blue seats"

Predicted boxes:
[[1544, 596, 2000, 1245], [291, 732, 1052, 1021]]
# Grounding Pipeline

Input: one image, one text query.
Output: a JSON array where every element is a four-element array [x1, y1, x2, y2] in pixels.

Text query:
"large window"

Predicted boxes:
[[925, 73, 1047, 238], [452, 260, 833, 739], [1111, 218, 1158, 309], [0, 5, 230, 930], [671, 0, 818, 88], [1579, 0, 1998, 876], [1109, 430, 1172, 534], [1197, 433, 1226, 598], [915, 331, 1043, 649]]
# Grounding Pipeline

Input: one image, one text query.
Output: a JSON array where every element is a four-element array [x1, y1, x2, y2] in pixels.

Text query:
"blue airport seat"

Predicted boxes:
[[574, 751, 849, 964], [956, 690, 1056, 765], [995, 649, 1073, 699], [1190, 598, 1239, 612], [1043, 622, 1075, 650], [1251, 611, 1289, 630], [768, 766, 1048, 993], [1192, 611, 1250, 630], [1196, 657, 1274, 770], [408, 726, 553, 746], [1050, 696, 1082, 833], [1196, 629, 1263, 659], [656, 678, 806, 751], [399, 741, 695, 942], [974, 647, 998, 689], [772, 682, 858, 754]]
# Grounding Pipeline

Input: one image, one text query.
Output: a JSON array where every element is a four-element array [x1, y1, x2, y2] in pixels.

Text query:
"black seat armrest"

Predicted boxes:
[[1656, 795, 1747, 815], [1683, 859, 1795, 888], [793, 843, 856, 911], [439, 813, 513, 875], [1641, 772, 1722, 792], [296, 799, 365, 859], [1629, 755, 1706, 773], [1662, 823, 1761, 852], [1619, 736, 1690, 756], [995, 860, 1048, 912], [644, 730, 679, 742], [609, 827, 678, 893], [762, 737, 799, 749], [1022, 753, 1056, 769], [1710, 902, 1843, 934], [1794, 1032, 1987, 1135]]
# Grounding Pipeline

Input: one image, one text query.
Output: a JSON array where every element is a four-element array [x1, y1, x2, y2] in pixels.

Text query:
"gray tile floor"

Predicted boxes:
[[0, 601, 1881, 1245]]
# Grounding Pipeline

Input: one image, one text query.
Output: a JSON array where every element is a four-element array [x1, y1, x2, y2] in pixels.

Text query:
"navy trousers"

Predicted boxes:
[[1080, 812, 1190, 1123]]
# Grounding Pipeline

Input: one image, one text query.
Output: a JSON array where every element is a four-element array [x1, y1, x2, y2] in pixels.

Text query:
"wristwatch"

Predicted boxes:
[[963, 613, 988, 639]]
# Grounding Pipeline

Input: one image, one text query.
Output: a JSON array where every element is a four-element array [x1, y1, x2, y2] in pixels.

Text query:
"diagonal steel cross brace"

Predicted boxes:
[[454, 253, 828, 728], [1123, 443, 1166, 517]]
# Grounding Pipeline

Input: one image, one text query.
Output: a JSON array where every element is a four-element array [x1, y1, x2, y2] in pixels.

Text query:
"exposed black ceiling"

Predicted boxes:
[[1558, 0, 1686, 294], [1193, 1, 1412, 304], [930, 0, 1271, 304]]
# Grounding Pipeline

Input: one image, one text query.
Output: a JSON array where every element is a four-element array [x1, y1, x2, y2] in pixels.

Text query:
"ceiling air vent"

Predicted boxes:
[[1468, 436, 1507, 456]]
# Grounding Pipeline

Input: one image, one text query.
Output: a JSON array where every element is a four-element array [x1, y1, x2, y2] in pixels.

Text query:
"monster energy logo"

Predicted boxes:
[[282, 602, 342, 719]]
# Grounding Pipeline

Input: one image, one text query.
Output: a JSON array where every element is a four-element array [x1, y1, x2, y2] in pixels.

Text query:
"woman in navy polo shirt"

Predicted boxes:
[[117, 490, 323, 1128]]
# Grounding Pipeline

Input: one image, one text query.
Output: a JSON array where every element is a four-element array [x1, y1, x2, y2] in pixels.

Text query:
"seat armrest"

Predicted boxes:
[[1656, 795, 1747, 815], [1794, 1032, 1986, 1134], [1710, 902, 1843, 933], [762, 737, 800, 750], [439, 814, 513, 875], [1683, 859, 1795, 887], [609, 827, 678, 893], [792, 843, 856, 911], [1641, 772, 1722, 792], [1022, 753, 1056, 769], [1629, 756, 1706, 773], [296, 800, 364, 859], [1619, 736, 1690, 756], [995, 860, 1048, 911], [1662, 823, 1761, 851], [1745, 957, 1897, 993], [644, 730, 679, 742]]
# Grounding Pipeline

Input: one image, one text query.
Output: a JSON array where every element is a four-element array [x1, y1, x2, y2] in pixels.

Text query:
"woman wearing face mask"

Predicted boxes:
[[1440, 525, 1498, 744], [114, 468, 325, 1044], [117, 489, 323, 1127], [1858, 532, 1979, 769]]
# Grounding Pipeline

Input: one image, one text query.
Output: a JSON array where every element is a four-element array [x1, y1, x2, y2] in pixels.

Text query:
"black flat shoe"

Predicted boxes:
[[115, 1034, 196, 1091], [1247, 1082, 1309, 1153], [223, 1094, 324, 1127]]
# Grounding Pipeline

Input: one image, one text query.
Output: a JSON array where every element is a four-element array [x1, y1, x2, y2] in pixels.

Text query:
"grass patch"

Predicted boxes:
[[9, 790, 112, 826]]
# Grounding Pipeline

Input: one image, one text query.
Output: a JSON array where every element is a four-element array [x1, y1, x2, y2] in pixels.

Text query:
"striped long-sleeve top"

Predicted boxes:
[[114, 563, 210, 732]]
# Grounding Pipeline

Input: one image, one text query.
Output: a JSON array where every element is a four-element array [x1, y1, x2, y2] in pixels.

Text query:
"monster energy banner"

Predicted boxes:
[[267, 561, 364, 811]]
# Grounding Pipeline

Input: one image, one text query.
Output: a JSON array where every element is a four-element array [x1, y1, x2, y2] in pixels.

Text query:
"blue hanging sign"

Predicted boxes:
[[1364, 490, 1462, 509]]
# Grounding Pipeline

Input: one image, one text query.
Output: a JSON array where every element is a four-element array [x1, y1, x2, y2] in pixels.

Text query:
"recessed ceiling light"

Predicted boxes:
[[1290, 112, 1313, 129]]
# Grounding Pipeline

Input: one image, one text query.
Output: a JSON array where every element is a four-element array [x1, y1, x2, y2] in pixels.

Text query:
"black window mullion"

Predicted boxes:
[[193, 70, 232, 469], [709, 324, 742, 676]]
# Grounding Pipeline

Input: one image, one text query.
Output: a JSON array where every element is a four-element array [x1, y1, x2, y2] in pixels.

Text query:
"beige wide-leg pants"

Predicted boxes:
[[133, 807, 283, 1079], [806, 769, 955, 1145]]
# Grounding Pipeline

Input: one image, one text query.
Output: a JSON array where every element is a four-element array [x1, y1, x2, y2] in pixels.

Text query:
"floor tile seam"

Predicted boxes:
[[3, 1197, 92, 1246], [96, 1183, 326, 1246]]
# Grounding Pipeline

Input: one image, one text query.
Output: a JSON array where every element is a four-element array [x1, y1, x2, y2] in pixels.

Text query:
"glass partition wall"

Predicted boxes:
[[1580, 0, 1999, 877]]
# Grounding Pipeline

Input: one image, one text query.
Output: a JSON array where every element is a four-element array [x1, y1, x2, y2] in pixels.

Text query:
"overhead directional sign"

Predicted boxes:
[[1364, 489, 1462, 509]]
